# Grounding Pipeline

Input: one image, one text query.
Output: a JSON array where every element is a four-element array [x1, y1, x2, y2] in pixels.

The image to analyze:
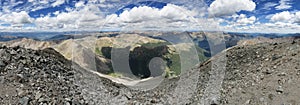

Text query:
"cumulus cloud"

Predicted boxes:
[[294, 12, 300, 24], [275, 0, 292, 10], [236, 14, 256, 25], [105, 4, 198, 29], [120, 4, 196, 23], [0, 11, 32, 24], [208, 0, 256, 17], [270, 11, 300, 24], [34, 4, 105, 29]]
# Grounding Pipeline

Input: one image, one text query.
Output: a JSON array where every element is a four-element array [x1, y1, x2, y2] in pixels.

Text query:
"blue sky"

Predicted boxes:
[[0, 0, 299, 33]]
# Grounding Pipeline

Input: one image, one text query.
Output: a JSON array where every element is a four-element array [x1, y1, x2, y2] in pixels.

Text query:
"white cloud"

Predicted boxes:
[[75, 1, 85, 8], [208, 0, 256, 17], [236, 14, 256, 25], [53, 11, 60, 15], [262, 2, 278, 10], [115, 4, 196, 23], [294, 12, 300, 24], [52, 0, 65, 7], [275, 0, 292, 10], [220, 21, 300, 33], [0, 11, 32, 24], [217, 12, 300, 33], [270, 11, 293, 22], [35, 16, 57, 29], [104, 4, 199, 30], [270, 11, 300, 24], [35, 4, 104, 29]]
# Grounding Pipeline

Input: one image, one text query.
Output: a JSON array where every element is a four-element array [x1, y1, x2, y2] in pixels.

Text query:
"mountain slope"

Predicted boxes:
[[0, 46, 85, 105], [193, 39, 300, 104]]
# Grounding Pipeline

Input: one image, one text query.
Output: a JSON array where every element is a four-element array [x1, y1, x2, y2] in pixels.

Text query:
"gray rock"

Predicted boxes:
[[278, 72, 287, 76], [10, 50, 17, 55], [19, 96, 30, 105], [64, 101, 71, 105], [0, 60, 5, 67], [0, 76, 4, 84], [276, 86, 284, 94], [35, 92, 42, 100]]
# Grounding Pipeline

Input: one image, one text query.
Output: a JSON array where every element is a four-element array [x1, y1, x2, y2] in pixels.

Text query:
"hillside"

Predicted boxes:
[[0, 38, 54, 50], [0, 34, 208, 79], [192, 38, 300, 104], [0, 46, 86, 104]]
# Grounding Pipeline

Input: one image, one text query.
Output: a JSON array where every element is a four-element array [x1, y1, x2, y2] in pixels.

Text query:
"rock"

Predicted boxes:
[[64, 101, 71, 105], [19, 96, 30, 105], [276, 86, 284, 94], [0, 60, 5, 67], [10, 50, 17, 55], [17, 74, 24, 78], [210, 98, 219, 105], [17, 88, 25, 96], [35, 92, 42, 100], [0, 76, 4, 84], [244, 100, 250, 104], [278, 72, 287, 76], [38, 98, 49, 102], [124, 92, 133, 99], [65, 98, 71, 101]]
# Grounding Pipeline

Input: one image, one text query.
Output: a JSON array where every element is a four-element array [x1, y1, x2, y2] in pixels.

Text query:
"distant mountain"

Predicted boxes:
[[227, 32, 300, 39], [0, 38, 55, 50], [187, 32, 300, 56], [45, 34, 90, 41], [0, 31, 89, 41], [0, 35, 24, 41]]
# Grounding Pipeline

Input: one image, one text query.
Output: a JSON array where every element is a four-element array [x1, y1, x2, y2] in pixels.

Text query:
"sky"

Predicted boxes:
[[0, 0, 299, 33]]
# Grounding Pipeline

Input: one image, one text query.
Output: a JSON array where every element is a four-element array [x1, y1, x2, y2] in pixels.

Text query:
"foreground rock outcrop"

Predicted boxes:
[[0, 46, 85, 105]]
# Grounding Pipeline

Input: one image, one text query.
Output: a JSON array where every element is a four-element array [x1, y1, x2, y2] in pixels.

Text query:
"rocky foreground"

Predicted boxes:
[[0, 46, 85, 104], [0, 38, 299, 105]]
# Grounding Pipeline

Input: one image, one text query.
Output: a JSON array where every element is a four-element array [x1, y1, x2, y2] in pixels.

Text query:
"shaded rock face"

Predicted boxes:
[[101, 47, 112, 59], [0, 46, 85, 105], [129, 45, 169, 78], [101, 45, 169, 78]]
